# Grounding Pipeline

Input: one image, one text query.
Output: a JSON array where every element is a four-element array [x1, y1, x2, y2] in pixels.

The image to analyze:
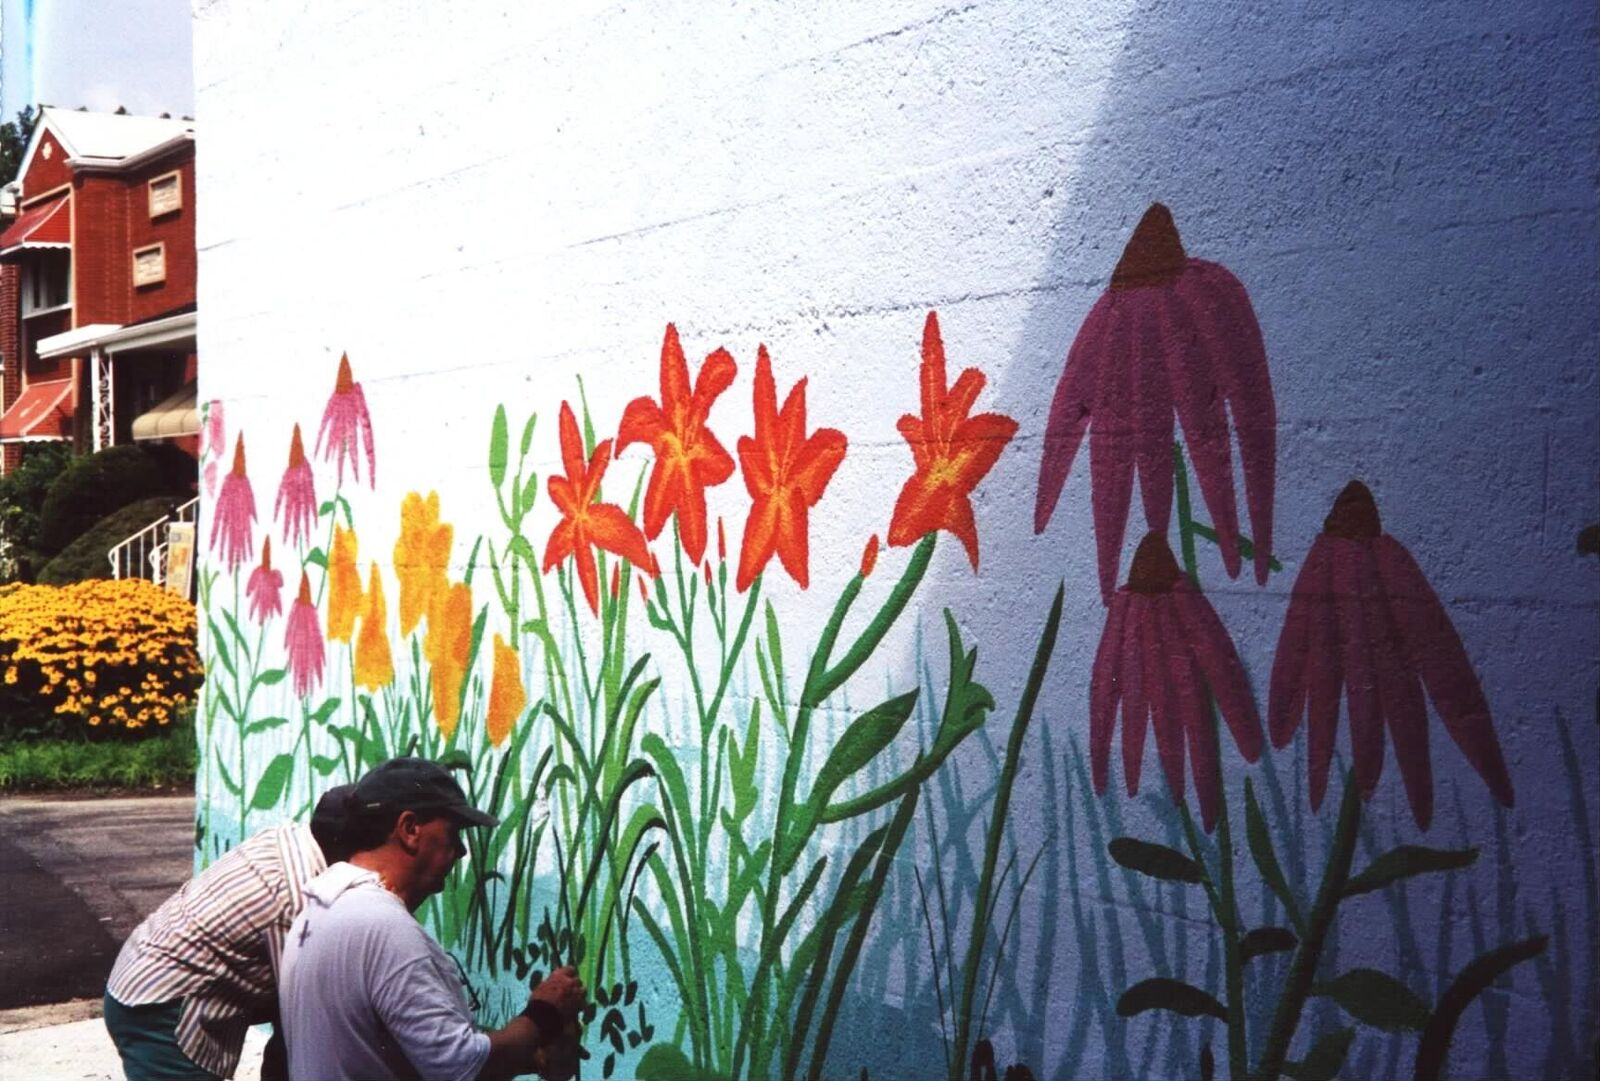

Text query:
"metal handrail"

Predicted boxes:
[[108, 496, 200, 586]]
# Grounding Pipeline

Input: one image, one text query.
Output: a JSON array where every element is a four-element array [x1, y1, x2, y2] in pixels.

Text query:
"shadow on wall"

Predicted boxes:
[[871, 4, 1599, 1081]]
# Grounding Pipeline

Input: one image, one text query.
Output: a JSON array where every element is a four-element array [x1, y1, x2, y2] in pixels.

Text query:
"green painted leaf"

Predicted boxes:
[[929, 609, 995, 754], [214, 750, 242, 796], [1283, 1027, 1355, 1081], [206, 619, 236, 678], [1414, 935, 1546, 1081], [809, 690, 919, 815], [636, 1042, 726, 1080], [318, 500, 336, 517], [244, 715, 290, 736], [1343, 845, 1478, 899], [1245, 777, 1304, 932], [437, 750, 473, 774], [1115, 978, 1227, 1021], [250, 753, 296, 810], [310, 755, 342, 776], [489, 404, 509, 489], [518, 411, 537, 459], [520, 474, 539, 516], [309, 698, 342, 724], [305, 547, 328, 570], [1108, 837, 1204, 884], [1239, 926, 1298, 962], [1312, 968, 1431, 1031], [255, 668, 286, 688], [730, 700, 761, 823]]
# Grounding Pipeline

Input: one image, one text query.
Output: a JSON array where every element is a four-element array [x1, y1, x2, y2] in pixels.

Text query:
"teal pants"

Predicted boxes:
[[102, 993, 220, 1081]]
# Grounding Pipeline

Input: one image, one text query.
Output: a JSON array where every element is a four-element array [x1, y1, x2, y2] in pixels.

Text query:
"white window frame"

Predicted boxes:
[[132, 242, 167, 287], [147, 170, 183, 218]]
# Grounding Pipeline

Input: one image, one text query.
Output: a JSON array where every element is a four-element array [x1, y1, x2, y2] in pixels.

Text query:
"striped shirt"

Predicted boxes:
[[107, 824, 327, 1078]]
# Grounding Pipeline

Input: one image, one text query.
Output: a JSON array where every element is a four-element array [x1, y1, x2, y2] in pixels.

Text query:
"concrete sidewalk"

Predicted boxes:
[[0, 794, 261, 1078], [0, 998, 267, 1080]]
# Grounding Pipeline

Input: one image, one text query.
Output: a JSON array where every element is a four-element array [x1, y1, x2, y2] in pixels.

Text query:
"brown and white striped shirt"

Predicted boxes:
[[106, 824, 326, 1078]]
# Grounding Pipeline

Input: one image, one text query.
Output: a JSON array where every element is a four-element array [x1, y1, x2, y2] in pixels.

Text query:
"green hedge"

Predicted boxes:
[[37, 496, 187, 585], [35, 444, 193, 559]]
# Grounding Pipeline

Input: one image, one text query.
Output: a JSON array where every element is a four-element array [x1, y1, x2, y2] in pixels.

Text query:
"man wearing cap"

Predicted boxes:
[[280, 757, 585, 1081], [104, 784, 357, 1080]]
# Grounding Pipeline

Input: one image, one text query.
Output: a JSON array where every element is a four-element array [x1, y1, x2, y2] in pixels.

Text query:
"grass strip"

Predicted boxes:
[[0, 721, 195, 791]]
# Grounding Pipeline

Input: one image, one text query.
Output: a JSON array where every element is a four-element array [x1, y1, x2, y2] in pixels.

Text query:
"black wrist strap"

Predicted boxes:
[[521, 999, 564, 1044]]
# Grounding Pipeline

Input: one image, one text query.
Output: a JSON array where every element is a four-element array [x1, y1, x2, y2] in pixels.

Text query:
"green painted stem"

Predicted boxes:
[[1174, 441, 1246, 1078], [950, 582, 1064, 1081], [735, 532, 936, 1079], [1252, 774, 1361, 1081]]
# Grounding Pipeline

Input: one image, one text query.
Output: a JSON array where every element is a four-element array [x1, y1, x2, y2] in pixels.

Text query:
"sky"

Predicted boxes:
[[1, 0, 194, 123]]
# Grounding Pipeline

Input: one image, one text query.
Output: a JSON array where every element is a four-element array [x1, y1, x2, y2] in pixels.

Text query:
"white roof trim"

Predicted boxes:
[[35, 323, 123, 358], [35, 311, 197, 358]]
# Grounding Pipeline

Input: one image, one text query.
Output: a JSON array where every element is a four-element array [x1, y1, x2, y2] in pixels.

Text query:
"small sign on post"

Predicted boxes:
[[165, 522, 195, 600]]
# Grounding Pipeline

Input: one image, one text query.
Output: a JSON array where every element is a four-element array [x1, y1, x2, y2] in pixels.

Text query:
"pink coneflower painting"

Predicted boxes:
[[1089, 532, 1264, 831], [285, 571, 326, 699], [1268, 482, 1513, 830], [246, 537, 284, 623], [274, 424, 318, 549], [1036, 203, 1277, 603], [210, 435, 257, 572], [315, 353, 376, 487], [201, 398, 225, 459]]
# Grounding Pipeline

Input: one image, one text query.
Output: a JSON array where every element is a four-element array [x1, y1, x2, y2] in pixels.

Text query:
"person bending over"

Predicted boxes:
[[280, 757, 585, 1081], [104, 785, 356, 1081]]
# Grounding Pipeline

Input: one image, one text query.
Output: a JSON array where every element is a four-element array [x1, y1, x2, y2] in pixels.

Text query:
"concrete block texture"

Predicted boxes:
[[192, 3, 1597, 1078]]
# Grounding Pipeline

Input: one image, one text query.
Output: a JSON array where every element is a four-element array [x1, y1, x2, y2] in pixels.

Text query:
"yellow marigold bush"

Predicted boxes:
[[0, 579, 203, 737]]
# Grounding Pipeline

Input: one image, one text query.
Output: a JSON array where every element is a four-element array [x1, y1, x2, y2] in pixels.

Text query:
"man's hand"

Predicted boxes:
[[532, 1032, 580, 1081], [530, 966, 587, 1023]]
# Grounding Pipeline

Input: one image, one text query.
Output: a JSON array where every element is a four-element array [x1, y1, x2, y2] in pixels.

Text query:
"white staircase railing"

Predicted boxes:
[[109, 496, 199, 594]]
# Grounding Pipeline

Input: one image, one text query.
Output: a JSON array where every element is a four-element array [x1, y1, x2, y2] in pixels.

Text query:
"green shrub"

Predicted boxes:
[[37, 496, 186, 585], [36, 444, 193, 559], [0, 442, 71, 580]]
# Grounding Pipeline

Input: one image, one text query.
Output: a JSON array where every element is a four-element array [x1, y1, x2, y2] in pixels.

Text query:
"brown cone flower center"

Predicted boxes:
[[260, 536, 273, 570], [1127, 532, 1185, 593], [231, 436, 248, 477], [1111, 203, 1187, 290], [1323, 481, 1382, 539], [334, 352, 355, 394], [288, 424, 308, 468]]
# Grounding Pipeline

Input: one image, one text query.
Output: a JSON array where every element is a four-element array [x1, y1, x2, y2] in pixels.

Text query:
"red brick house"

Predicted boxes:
[[0, 108, 198, 475]]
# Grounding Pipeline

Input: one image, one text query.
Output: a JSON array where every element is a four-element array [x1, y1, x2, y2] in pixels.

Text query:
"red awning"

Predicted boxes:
[[0, 380, 75, 442], [0, 196, 70, 258]]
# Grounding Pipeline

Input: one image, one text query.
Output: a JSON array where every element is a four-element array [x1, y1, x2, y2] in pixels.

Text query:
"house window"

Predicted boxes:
[[132, 243, 167, 287], [21, 252, 71, 316], [148, 171, 183, 217]]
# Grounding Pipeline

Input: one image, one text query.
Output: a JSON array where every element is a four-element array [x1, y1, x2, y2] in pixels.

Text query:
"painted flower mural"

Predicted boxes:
[[888, 311, 1019, 569], [245, 536, 283, 623], [734, 345, 847, 592], [1088, 532, 1263, 830], [316, 352, 377, 487], [1269, 480, 1514, 829], [274, 424, 317, 550], [284, 571, 325, 699], [210, 434, 256, 571], [1035, 203, 1277, 601], [543, 401, 657, 614], [618, 324, 737, 565], [193, 236, 1575, 1081]]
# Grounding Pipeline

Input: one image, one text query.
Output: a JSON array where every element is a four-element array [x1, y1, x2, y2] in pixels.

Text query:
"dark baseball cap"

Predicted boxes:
[[352, 758, 499, 828]]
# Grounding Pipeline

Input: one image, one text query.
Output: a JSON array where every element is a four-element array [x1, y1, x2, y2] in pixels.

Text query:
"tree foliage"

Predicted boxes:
[[0, 106, 38, 185]]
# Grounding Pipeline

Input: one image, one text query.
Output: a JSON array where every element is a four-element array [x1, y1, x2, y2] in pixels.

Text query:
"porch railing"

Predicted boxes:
[[108, 496, 200, 595]]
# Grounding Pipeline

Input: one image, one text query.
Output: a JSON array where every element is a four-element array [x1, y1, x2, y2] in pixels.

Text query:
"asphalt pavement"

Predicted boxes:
[[0, 793, 266, 1079]]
